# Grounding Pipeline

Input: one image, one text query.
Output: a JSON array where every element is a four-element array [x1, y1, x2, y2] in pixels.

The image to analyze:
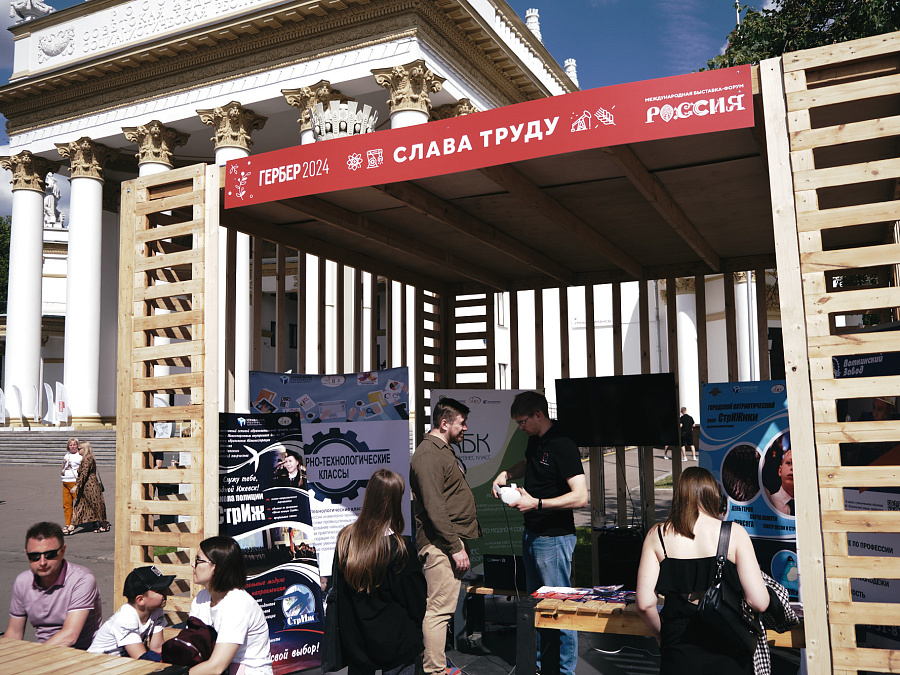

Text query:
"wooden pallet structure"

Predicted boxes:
[[767, 32, 900, 674], [114, 164, 220, 620]]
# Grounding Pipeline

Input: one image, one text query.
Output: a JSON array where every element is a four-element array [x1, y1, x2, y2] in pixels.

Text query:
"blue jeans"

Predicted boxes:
[[523, 529, 578, 675]]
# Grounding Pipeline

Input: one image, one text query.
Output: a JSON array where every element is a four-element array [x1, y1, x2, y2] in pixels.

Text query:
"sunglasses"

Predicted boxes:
[[27, 548, 61, 562]]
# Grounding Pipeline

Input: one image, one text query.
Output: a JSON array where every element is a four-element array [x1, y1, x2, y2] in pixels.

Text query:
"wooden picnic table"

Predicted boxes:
[[514, 596, 805, 675], [0, 636, 188, 674]]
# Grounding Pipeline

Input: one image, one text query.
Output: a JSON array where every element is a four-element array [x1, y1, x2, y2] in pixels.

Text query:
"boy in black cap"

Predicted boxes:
[[88, 565, 174, 660]]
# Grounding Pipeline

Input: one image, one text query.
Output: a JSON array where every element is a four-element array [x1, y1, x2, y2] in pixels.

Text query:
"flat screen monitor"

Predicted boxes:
[[555, 374, 679, 447]]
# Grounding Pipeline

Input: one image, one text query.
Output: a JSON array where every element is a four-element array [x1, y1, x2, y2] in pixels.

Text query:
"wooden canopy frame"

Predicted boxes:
[[115, 32, 900, 674]]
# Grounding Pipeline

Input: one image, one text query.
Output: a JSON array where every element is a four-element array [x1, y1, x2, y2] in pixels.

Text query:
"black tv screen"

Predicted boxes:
[[555, 374, 679, 447]]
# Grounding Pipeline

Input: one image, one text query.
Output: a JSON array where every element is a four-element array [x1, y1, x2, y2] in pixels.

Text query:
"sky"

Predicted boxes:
[[0, 0, 775, 215]]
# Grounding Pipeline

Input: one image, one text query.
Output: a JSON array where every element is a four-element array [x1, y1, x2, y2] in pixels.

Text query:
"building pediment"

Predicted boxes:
[[0, 0, 573, 135]]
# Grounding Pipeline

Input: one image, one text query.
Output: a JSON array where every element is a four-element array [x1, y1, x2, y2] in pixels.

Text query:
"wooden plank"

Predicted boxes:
[[202, 162, 221, 543], [816, 420, 900, 443], [783, 31, 900, 72], [795, 156, 900, 192], [133, 468, 202, 483], [129, 498, 202, 515], [761, 56, 831, 674], [559, 288, 569, 380], [812, 375, 900, 400], [787, 71, 900, 111], [486, 293, 496, 388], [510, 290, 519, 389], [336, 264, 345, 372], [830, 601, 900, 625], [133, 372, 203, 392], [825, 555, 900, 578], [135, 189, 204, 215], [791, 114, 900, 152], [803, 242, 900, 273], [297, 251, 307, 373], [129, 531, 204, 547], [832, 646, 900, 671], [135, 218, 203, 244], [134, 247, 202, 273], [612, 283, 623, 377], [585, 285, 596, 378], [132, 340, 204, 363], [130, 404, 202, 422], [798, 199, 900, 233], [318, 258, 327, 373], [819, 465, 900, 488], [805, 286, 900, 318], [666, 276, 678, 384], [131, 437, 203, 453], [822, 510, 900, 532], [353, 269, 362, 372], [223, 227, 237, 414], [133, 309, 202, 332], [808, 329, 900, 357], [415, 287, 426, 444], [134, 279, 200, 302]]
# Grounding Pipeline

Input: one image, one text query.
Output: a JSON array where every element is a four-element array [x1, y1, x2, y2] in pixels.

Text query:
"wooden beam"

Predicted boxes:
[[375, 182, 577, 285], [510, 291, 519, 389], [296, 251, 306, 374], [755, 268, 770, 380], [695, 275, 708, 387], [318, 259, 326, 374], [535, 289, 544, 390], [724, 271, 738, 381], [281, 195, 508, 290], [585, 285, 596, 378], [221, 210, 448, 295], [478, 163, 644, 280], [604, 145, 721, 272], [275, 245, 286, 373]]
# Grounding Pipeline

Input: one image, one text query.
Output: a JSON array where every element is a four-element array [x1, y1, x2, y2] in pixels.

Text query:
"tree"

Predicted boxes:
[[707, 0, 900, 69], [0, 215, 10, 315]]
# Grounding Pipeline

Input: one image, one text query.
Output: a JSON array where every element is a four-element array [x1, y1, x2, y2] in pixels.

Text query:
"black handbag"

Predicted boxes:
[[696, 521, 763, 653], [321, 574, 345, 672]]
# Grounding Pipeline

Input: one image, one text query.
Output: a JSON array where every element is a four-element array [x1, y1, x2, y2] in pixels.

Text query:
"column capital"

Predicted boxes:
[[372, 60, 445, 115], [197, 101, 267, 152], [0, 151, 61, 192], [55, 138, 117, 181], [430, 98, 478, 121], [122, 120, 190, 169], [282, 81, 352, 133]]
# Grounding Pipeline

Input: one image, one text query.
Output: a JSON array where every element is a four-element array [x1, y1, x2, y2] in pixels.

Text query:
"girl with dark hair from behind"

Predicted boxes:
[[333, 469, 426, 675], [635, 467, 769, 674]]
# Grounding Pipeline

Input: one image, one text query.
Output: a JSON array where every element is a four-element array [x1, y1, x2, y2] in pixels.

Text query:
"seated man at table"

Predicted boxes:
[[5, 521, 103, 649]]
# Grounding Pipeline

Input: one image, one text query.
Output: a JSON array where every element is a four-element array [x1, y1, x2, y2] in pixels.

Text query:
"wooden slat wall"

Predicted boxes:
[[453, 294, 495, 388], [114, 164, 219, 622], [773, 33, 900, 673]]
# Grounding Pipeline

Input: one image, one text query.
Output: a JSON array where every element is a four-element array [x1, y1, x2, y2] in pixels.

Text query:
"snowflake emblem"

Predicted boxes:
[[347, 153, 363, 171]]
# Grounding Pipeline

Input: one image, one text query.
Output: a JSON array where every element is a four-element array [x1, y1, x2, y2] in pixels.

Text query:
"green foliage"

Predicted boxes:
[[0, 215, 10, 315], [707, 0, 900, 69]]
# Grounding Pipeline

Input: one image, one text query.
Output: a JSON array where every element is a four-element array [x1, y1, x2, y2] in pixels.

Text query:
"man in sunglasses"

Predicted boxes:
[[6, 521, 103, 649]]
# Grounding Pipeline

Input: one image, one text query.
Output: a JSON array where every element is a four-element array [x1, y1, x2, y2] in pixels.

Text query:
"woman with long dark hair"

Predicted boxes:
[[333, 469, 426, 675], [635, 466, 769, 674], [189, 536, 272, 675]]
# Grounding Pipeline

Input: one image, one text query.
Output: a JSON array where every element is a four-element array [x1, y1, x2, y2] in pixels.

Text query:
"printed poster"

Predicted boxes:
[[699, 381, 800, 601], [431, 390, 529, 573], [250, 368, 412, 576], [220, 413, 322, 675]]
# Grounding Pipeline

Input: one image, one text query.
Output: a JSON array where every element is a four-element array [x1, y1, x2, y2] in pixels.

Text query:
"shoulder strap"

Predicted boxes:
[[713, 520, 732, 582], [657, 525, 667, 558]]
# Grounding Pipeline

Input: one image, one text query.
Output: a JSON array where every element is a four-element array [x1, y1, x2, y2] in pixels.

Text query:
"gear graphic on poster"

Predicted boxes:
[[305, 428, 381, 503]]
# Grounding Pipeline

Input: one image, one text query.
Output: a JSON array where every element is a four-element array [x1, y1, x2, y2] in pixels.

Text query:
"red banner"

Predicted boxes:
[[224, 66, 753, 208]]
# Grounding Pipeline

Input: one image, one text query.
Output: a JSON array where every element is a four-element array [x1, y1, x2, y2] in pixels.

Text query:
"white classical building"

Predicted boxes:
[[0, 0, 780, 428]]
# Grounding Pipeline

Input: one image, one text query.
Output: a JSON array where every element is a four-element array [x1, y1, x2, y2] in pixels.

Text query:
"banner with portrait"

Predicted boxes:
[[249, 368, 412, 577], [220, 412, 321, 675], [699, 381, 799, 601], [430, 389, 529, 573]]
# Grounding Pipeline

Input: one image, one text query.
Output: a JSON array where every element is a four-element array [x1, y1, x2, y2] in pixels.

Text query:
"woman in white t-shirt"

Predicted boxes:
[[60, 437, 82, 535], [189, 536, 273, 675]]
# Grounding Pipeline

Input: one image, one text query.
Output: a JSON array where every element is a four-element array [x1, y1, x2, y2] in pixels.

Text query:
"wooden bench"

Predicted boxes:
[[0, 636, 188, 674]]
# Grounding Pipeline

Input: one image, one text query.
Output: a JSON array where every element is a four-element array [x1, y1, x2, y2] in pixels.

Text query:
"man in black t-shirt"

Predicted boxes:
[[492, 391, 587, 675], [680, 406, 697, 461]]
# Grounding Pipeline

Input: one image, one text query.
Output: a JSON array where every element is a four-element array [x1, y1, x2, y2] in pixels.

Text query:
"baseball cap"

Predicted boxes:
[[124, 565, 176, 599]]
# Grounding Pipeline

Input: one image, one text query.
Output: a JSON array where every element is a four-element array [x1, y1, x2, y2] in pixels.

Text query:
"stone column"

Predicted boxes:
[[373, 60, 445, 129], [56, 138, 117, 423], [735, 271, 759, 380], [0, 151, 60, 421], [123, 121, 191, 431], [197, 102, 267, 412], [283, 80, 350, 146]]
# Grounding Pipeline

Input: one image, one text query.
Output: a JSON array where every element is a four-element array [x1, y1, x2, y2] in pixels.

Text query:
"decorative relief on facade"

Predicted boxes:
[[43, 172, 64, 228], [11, 0, 54, 24], [310, 100, 378, 141], [122, 120, 189, 168], [675, 278, 695, 294], [4, 4, 527, 136], [197, 101, 267, 151], [55, 137, 118, 181], [102, 179, 122, 213], [38, 28, 75, 63], [0, 150, 60, 192], [767, 273, 780, 311], [429, 98, 478, 121], [372, 59, 445, 114], [282, 80, 352, 133]]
